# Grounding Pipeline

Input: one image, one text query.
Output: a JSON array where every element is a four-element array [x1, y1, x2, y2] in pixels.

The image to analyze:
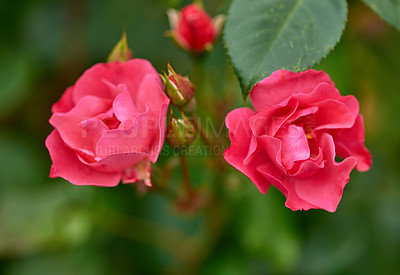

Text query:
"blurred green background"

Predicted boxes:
[[1, 0, 399, 274]]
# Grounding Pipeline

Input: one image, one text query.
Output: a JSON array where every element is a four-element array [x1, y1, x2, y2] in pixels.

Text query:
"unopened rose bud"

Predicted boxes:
[[107, 32, 134, 62], [166, 113, 196, 147], [161, 63, 195, 108], [167, 4, 225, 54]]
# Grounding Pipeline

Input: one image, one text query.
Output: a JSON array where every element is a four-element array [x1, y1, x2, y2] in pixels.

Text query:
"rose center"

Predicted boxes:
[[294, 114, 317, 140]]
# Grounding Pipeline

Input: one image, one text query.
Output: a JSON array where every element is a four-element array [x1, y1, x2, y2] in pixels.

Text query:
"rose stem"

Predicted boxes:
[[191, 114, 213, 147], [180, 153, 192, 200]]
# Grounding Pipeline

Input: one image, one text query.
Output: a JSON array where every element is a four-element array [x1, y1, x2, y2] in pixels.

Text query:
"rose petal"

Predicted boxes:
[[96, 102, 167, 164], [275, 124, 310, 169], [225, 108, 255, 158], [112, 84, 138, 122], [257, 163, 316, 211], [79, 151, 147, 173], [250, 69, 334, 111], [45, 130, 121, 186], [333, 115, 372, 172], [78, 118, 109, 156], [151, 100, 170, 163], [73, 59, 158, 104], [257, 135, 284, 172], [249, 98, 298, 137], [243, 136, 257, 165], [288, 147, 324, 178], [314, 99, 358, 130], [291, 134, 357, 212], [95, 105, 152, 158], [50, 96, 111, 156], [295, 83, 342, 107], [224, 107, 272, 193], [52, 86, 75, 113], [134, 74, 170, 116]]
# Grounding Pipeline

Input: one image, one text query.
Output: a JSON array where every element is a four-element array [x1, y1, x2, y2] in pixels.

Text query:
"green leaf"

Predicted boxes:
[[224, 0, 347, 99], [363, 0, 400, 30]]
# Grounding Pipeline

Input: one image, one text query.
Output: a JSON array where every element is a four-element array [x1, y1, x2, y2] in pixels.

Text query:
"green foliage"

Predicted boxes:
[[224, 0, 347, 99], [363, 0, 400, 30], [0, 52, 36, 118]]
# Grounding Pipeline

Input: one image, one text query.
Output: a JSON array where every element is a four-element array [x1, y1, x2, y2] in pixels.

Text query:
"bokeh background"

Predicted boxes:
[[1, 0, 400, 274]]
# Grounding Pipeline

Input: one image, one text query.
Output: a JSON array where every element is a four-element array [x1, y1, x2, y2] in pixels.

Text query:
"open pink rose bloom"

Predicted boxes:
[[224, 70, 372, 212], [45, 59, 170, 187]]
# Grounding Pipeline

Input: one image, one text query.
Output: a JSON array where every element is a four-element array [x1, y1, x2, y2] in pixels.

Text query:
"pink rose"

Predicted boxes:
[[167, 4, 224, 53], [45, 59, 170, 187], [224, 70, 371, 212]]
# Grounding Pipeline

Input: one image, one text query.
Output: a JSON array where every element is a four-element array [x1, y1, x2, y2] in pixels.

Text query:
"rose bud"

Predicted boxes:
[[167, 4, 225, 54], [224, 70, 372, 212], [161, 63, 195, 110], [166, 112, 196, 147], [107, 32, 134, 62]]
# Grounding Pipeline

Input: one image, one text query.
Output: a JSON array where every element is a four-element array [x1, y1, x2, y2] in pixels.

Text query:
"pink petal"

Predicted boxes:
[[151, 100, 170, 163], [250, 69, 334, 111], [243, 136, 258, 165], [249, 98, 298, 137], [45, 130, 121, 186], [257, 135, 285, 173], [288, 148, 324, 178], [286, 106, 319, 125], [290, 134, 357, 212], [73, 59, 159, 104], [257, 163, 316, 211], [339, 95, 360, 122], [134, 74, 169, 114], [78, 118, 109, 155], [294, 83, 342, 107], [50, 96, 111, 156], [52, 86, 75, 113], [79, 152, 147, 173], [95, 75, 169, 164], [225, 108, 256, 157], [224, 108, 272, 193], [133, 74, 170, 162], [275, 124, 310, 169], [333, 115, 372, 172], [112, 84, 138, 122], [73, 63, 120, 103], [95, 105, 166, 163], [314, 99, 358, 130]]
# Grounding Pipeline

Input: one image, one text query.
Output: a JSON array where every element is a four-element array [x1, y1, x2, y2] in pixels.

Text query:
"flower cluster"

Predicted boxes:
[[45, 3, 371, 213]]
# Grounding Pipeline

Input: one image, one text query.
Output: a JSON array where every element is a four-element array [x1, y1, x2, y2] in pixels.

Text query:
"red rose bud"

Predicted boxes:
[[167, 4, 225, 53], [161, 63, 195, 109], [166, 112, 196, 147], [107, 32, 134, 62]]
